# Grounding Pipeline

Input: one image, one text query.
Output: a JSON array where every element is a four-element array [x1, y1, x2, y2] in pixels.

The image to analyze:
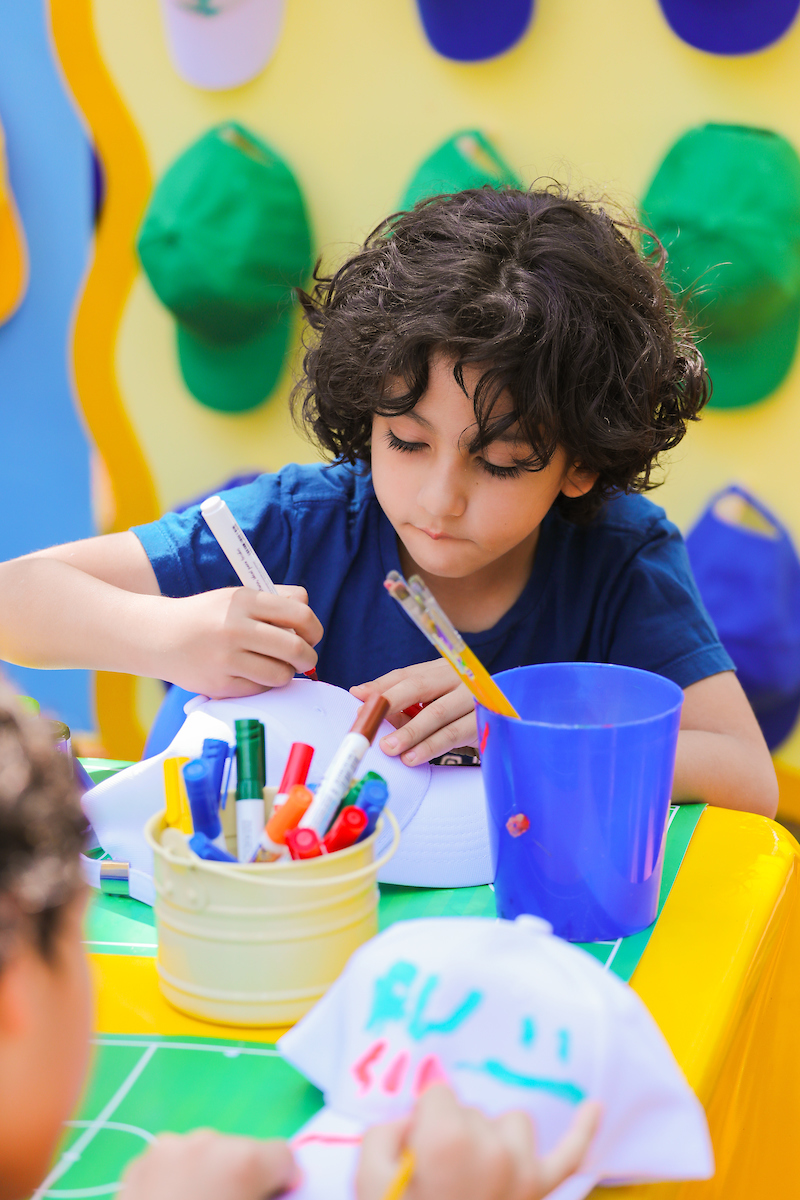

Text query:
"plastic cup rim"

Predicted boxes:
[[480, 661, 684, 730]]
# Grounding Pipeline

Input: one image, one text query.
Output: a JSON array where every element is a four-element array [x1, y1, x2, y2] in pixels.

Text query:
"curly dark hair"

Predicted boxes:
[[0, 683, 86, 969], [294, 186, 709, 523]]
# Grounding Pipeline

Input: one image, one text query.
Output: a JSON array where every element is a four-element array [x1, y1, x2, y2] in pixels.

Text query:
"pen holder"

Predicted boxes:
[[145, 808, 400, 1028], [477, 663, 683, 942]]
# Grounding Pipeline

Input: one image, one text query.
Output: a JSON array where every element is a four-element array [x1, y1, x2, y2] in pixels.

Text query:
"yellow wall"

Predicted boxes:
[[85, 0, 800, 762]]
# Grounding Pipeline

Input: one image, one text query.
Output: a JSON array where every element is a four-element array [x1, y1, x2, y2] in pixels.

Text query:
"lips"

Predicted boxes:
[[417, 527, 452, 541]]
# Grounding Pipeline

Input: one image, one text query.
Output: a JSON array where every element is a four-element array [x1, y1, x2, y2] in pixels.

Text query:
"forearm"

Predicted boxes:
[[672, 728, 778, 817], [0, 557, 167, 677]]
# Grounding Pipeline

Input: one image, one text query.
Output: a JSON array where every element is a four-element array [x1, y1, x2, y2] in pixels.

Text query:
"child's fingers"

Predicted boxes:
[[239, 623, 319, 676], [274, 583, 309, 605], [351, 659, 460, 714], [355, 1118, 412, 1200], [240, 591, 324, 647], [120, 1130, 299, 1200], [380, 694, 478, 765], [535, 1101, 602, 1197]]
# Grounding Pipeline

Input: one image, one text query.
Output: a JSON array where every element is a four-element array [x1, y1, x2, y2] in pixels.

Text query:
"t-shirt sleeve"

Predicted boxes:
[[131, 473, 293, 598], [605, 516, 734, 690]]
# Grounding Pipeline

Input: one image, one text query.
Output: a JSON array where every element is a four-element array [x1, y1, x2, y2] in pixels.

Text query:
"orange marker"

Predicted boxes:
[[258, 783, 313, 859]]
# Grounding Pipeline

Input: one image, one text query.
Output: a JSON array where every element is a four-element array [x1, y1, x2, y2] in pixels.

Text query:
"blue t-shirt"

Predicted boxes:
[[133, 462, 733, 691]]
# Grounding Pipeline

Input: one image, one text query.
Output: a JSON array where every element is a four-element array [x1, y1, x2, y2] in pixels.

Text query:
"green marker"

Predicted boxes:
[[235, 719, 265, 862], [334, 771, 386, 822]]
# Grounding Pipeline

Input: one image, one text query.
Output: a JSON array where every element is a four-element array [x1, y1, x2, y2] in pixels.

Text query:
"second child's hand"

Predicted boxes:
[[351, 658, 477, 765]]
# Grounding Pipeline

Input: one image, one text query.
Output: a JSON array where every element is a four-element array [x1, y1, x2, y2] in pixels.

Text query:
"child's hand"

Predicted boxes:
[[356, 1084, 601, 1200], [351, 659, 476, 765], [157, 585, 323, 698], [119, 1129, 299, 1199]]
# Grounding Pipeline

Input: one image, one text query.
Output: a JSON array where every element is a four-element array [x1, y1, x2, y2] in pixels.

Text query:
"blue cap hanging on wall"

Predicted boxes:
[[658, 0, 800, 55], [415, 0, 534, 62], [686, 485, 800, 749]]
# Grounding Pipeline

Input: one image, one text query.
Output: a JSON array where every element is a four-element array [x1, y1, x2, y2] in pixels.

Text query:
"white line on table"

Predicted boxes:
[[33, 1044, 157, 1198]]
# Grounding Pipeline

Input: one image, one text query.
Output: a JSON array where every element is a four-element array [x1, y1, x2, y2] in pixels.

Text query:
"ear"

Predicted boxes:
[[561, 463, 598, 499]]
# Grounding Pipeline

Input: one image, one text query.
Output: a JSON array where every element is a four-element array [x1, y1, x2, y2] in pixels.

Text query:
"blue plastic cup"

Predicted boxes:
[[476, 663, 683, 942]]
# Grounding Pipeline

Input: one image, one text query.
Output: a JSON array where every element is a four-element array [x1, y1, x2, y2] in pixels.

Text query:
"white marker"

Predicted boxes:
[[201, 494, 318, 681], [200, 495, 278, 593], [300, 694, 389, 836]]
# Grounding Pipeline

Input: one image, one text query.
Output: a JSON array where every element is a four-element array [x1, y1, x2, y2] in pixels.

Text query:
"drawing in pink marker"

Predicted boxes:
[[292, 1134, 363, 1148], [381, 1051, 410, 1094], [506, 813, 530, 838], [414, 1053, 449, 1095], [479, 723, 490, 754], [351, 1039, 387, 1093]]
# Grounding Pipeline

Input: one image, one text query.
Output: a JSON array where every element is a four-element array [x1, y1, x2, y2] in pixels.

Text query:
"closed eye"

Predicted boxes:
[[385, 429, 427, 453], [478, 458, 523, 480]]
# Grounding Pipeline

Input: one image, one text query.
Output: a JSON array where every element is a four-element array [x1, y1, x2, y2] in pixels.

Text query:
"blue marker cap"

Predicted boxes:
[[357, 777, 389, 840], [189, 831, 237, 862], [201, 738, 230, 806], [183, 759, 223, 840]]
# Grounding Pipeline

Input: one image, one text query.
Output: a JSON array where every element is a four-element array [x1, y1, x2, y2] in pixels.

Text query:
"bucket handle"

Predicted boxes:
[[156, 809, 400, 888]]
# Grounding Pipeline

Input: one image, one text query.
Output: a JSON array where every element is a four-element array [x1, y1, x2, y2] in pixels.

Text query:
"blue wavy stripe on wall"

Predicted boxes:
[[0, 0, 93, 728]]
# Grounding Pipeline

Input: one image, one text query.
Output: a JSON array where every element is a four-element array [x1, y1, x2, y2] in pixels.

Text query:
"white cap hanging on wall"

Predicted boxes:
[[158, 0, 286, 91]]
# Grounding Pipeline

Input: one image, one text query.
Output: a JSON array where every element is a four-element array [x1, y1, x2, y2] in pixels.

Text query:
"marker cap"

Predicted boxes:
[[236, 718, 266, 797], [350, 693, 389, 743], [202, 738, 230, 803], [323, 805, 368, 854], [286, 827, 323, 860], [277, 742, 314, 794], [264, 783, 313, 846], [189, 831, 237, 863], [183, 758, 223, 839]]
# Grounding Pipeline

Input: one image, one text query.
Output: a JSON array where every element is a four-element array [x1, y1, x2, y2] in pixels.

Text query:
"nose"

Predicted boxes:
[[417, 452, 468, 520]]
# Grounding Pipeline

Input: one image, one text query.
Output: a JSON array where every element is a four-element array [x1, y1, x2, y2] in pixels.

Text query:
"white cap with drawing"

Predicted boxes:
[[158, 0, 286, 90], [279, 916, 714, 1200]]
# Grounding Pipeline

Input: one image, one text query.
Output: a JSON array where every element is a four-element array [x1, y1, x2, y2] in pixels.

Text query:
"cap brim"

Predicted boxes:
[[658, 0, 800, 54], [0, 192, 27, 324], [416, 0, 534, 62], [159, 0, 285, 90], [701, 295, 800, 409], [176, 311, 292, 412]]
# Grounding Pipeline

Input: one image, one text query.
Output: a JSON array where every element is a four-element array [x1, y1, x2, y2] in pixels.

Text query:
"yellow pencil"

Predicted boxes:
[[381, 1148, 416, 1200], [384, 571, 520, 719]]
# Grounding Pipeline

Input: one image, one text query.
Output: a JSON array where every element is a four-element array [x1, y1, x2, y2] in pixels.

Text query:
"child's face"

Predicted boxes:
[[0, 889, 93, 1200], [371, 353, 593, 581]]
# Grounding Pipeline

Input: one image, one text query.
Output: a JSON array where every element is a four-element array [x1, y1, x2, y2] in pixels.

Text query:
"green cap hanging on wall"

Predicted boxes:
[[399, 130, 521, 210], [642, 123, 800, 410], [137, 123, 312, 413]]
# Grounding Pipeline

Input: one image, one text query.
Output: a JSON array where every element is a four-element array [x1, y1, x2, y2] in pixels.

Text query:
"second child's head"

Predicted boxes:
[[0, 687, 90, 1200], [297, 187, 708, 580]]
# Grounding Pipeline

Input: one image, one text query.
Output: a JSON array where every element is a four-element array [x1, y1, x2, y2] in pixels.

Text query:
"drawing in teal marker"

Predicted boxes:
[[456, 1060, 586, 1105], [366, 962, 418, 1033], [520, 1017, 536, 1047], [408, 975, 483, 1040]]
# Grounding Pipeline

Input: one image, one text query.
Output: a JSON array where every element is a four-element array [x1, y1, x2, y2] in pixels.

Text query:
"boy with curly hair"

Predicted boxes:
[[0, 188, 777, 814]]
